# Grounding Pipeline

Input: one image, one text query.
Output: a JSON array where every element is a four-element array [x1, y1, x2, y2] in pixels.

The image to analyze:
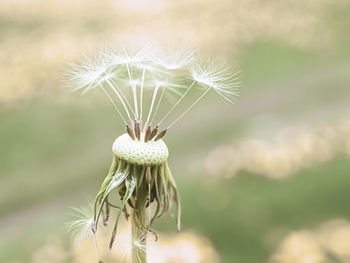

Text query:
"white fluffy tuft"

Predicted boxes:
[[188, 57, 241, 102]]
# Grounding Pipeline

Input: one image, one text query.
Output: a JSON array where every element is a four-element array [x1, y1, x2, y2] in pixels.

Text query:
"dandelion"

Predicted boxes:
[[65, 42, 240, 263]]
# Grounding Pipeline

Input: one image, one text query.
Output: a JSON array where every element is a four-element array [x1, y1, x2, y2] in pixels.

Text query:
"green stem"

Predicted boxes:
[[130, 206, 147, 263]]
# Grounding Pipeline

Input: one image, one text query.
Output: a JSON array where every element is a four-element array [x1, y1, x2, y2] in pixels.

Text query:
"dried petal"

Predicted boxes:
[[149, 126, 159, 140], [154, 129, 167, 141], [126, 125, 135, 140]]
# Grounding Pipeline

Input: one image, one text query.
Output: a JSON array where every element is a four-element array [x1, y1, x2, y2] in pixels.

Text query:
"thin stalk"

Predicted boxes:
[[167, 87, 210, 129], [110, 78, 136, 117], [158, 80, 196, 126], [100, 86, 127, 125], [105, 79, 132, 120], [125, 63, 139, 119], [146, 85, 160, 124], [151, 86, 165, 124], [140, 68, 146, 119], [130, 207, 147, 263], [93, 235, 102, 263]]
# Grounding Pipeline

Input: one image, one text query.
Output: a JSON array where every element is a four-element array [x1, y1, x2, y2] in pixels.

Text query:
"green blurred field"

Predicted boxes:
[[1, 1, 350, 262]]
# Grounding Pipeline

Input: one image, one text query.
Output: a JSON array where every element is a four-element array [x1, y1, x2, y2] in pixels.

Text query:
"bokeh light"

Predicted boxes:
[[270, 219, 350, 263], [205, 117, 350, 179], [1, 0, 350, 262]]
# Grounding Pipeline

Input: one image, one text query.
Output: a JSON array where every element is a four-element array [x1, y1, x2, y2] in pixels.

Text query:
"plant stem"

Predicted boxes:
[[130, 207, 147, 263]]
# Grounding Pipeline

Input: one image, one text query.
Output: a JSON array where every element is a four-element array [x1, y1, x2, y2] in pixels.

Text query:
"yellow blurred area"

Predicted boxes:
[[205, 116, 350, 179], [0, 0, 347, 101], [29, 221, 219, 263], [269, 219, 350, 263], [2, 0, 350, 262]]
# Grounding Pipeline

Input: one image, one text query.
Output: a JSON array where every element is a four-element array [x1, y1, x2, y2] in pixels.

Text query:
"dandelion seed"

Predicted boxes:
[[67, 206, 95, 242], [65, 50, 111, 93], [107, 44, 155, 66], [188, 57, 241, 103], [66, 41, 240, 263], [152, 41, 194, 70]]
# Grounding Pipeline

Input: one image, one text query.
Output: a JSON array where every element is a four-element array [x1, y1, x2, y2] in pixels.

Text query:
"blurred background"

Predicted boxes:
[[1, 0, 350, 262]]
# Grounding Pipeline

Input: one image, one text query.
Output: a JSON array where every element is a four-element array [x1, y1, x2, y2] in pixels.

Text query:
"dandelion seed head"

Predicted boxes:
[[112, 133, 169, 165], [66, 41, 241, 132]]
